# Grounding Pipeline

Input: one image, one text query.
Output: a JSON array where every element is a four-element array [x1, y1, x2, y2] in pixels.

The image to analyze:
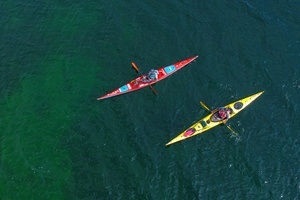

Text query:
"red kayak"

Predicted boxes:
[[97, 56, 198, 100]]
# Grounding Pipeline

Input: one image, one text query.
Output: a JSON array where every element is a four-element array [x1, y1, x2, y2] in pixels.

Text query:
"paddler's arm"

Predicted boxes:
[[211, 108, 221, 114], [222, 113, 230, 124], [222, 119, 228, 124]]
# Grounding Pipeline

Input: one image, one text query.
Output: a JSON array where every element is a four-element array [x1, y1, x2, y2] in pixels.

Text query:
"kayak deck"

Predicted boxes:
[[166, 91, 264, 146], [97, 56, 198, 100]]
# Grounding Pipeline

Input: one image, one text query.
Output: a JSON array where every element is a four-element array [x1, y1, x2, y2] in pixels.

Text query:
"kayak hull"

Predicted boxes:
[[166, 91, 264, 146], [97, 56, 198, 100]]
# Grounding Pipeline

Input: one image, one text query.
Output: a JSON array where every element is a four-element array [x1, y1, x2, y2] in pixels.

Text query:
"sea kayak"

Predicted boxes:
[[97, 56, 198, 100], [166, 91, 264, 146]]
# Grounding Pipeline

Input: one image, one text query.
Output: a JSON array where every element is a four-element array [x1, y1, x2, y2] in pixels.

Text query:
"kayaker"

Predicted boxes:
[[142, 69, 159, 82], [216, 107, 231, 123]]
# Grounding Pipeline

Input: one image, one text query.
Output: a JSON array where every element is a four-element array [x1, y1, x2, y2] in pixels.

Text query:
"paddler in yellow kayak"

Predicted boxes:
[[211, 107, 232, 124]]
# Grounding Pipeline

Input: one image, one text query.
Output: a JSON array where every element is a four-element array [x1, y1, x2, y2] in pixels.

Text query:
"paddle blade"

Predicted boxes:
[[200, 101, 211, 112], [149, 85, 158, 95], [225, 124, 240, 137], [131, 62, 139, 73]]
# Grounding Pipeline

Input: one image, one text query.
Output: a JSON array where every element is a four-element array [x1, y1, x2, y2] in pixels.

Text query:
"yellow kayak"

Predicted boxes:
[[166, 91, 264, 146]]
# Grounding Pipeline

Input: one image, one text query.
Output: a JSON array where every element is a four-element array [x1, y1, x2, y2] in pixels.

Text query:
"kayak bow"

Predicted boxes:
[[97, 56, 198, 100], [166, 91, 264, 146]]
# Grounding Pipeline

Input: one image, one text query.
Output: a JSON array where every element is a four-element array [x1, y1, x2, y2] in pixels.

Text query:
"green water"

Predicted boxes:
[[1, 1, 299, 199]]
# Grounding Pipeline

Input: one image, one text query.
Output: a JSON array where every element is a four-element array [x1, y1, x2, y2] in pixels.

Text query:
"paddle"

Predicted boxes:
[[200, 101, 211, 112], [131, 62, 158, 95], [200, 101, 238, 136]]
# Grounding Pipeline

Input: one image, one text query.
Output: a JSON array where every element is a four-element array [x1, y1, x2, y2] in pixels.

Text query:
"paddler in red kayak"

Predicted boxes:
[[134, 69, 159, 85], [142, 69, 159, 82]]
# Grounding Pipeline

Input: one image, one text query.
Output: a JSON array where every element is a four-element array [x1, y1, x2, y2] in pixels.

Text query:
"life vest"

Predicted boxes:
[[218, 109, 227, 119]]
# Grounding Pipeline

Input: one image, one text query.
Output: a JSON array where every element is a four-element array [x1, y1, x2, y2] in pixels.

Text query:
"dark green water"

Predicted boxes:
[[1, 1, 299, 199]]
